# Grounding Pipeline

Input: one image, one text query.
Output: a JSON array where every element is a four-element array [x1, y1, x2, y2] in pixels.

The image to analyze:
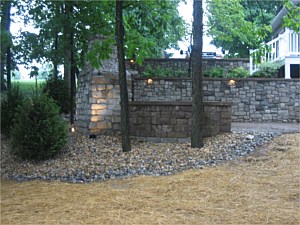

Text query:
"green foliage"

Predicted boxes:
[[250, 43, 272, 64], [86, 37, 114, 69], [42, 75, 71, 114], [203, 67, 224, 78], [123, 0, 186, 63], [10, 93, 68, 161], [207, 0, 282, 57], [142, 65, 249, 78], [252, 62, 280, 78], [1, 84, 25, 136], [13, 0, 187, 72], [282, 0, 300, 33], [227, 67, 249, 78]]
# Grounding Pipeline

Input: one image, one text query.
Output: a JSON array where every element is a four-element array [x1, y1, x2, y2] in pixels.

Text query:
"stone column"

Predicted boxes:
[[76, 36, 132, 135]]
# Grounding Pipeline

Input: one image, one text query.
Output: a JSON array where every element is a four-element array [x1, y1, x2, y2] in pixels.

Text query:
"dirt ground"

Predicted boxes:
[[1, 133, 299, 225]]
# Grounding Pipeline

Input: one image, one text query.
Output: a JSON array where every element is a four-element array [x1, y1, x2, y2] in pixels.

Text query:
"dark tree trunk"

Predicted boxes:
[[116, 0, 131, 152], [63, 2, 72, 89], [70, 29, 76, 125], [1, 1, 12, 92], [6, 46, 11, 92], [53, 32, 59, 78], [191, 0, 204, 148]]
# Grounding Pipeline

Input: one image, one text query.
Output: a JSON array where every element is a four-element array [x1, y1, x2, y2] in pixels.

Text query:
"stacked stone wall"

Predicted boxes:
[[126, 58, 250, 75], [133, 78, 300, 123], [129, 102, 231, 142]]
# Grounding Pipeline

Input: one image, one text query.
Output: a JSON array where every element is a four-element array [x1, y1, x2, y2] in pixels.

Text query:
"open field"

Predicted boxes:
[[1, 133, 300, 224], [11, 79, 45, 96]]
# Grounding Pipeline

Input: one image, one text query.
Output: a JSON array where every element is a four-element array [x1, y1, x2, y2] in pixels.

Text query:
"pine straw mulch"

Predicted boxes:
[[1, 133, 299, 225]]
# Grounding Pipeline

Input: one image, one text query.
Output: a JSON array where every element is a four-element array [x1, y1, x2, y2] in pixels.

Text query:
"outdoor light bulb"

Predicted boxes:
[[130, 59, 134, 64], [147, 79, 153, 84], [71, 127, 75, 133], [228, 79, 236, 86]]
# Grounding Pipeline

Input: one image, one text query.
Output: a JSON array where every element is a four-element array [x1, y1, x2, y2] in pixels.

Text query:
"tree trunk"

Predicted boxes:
[[6, 46, 11, 92], [70, 28, 76, 125], [191, 0, 204, 148], [53, 32, 59, 78], [1, 1, 12, 92], [63, 2, 72, 89], [116, 0, 131, 152]]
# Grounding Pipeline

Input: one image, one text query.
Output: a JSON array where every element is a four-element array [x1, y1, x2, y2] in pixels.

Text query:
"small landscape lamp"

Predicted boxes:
[[147, 78, 154, 85], [70, 126, 76, 133], [228, 79, 236, 86], [129, 55, 136, 69]]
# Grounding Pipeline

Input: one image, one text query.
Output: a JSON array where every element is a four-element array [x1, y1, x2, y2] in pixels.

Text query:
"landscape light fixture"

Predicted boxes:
[[70, 126, 76, 133], [228, 79, 236, 86], [147, 78, 154, 85], [129, 58, 135, 69]]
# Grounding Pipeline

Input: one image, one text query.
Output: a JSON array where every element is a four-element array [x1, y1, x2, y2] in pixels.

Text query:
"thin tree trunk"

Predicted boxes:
[[116, 0, 131, 152], [53, 32, 59, 78], [6, 46, 11, 92], [191, 0, 204, 148], [6, 1, 11, 92], [70, 29, 76, 125], [1, 1, 12, 92], [63, 2, 72, 89]]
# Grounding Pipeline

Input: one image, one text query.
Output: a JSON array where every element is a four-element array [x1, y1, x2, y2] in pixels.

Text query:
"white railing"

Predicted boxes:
[[250, 29, 300, 75]]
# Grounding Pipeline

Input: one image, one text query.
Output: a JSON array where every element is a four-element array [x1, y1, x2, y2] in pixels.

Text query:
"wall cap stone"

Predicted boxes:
[[126, 58, 250, 62], [133, 77, 300, 82], [129, 101, 232, 106]]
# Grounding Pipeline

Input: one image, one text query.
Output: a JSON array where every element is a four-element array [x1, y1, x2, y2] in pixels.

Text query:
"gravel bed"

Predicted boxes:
[[1, 131, 280, 183]]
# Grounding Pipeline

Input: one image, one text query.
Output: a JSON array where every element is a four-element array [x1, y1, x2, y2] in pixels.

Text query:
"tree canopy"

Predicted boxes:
[[206, 0, 283, 57], [10, 0, 187, 74]]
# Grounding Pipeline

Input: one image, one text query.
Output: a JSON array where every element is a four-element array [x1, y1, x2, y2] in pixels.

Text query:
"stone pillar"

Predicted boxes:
[[76, 36, 132, 135]]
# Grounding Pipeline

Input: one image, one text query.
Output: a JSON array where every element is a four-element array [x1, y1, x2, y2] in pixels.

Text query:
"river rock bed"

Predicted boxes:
[[1, 131, 280, 183]]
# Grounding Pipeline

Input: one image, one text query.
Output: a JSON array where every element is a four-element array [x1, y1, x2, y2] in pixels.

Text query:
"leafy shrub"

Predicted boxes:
[[42, 75, 70, 114], [1, 84, 25, 136], [142, 65, 187, 77], [10, 93, 68, 160], [252, 62, 280, 78], [203, 67, 224, 78], [227, 67, 249, 78]]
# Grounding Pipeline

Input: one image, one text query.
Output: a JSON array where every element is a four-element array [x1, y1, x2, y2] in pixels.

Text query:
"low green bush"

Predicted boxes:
[[10, 93, 68, 160], [1, 84, 25, 136], [42, 75, 70, 114], [142, 65, 187, 77], [203, 67, 224, 78], [252, 62, 280, 78], [227, 67, 249, 78]]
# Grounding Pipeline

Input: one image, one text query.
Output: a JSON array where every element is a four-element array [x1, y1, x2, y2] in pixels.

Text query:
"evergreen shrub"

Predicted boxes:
[[10, 93, 68, 160], [42, 75, 70, 114], [1, 84, 24, 136]]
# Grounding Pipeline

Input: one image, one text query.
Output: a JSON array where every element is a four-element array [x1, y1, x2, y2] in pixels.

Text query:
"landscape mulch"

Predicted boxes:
[[1, 133, 299, 224]]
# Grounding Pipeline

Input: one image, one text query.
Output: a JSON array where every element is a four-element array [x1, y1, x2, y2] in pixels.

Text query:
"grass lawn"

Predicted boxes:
[[11, 79, 45, 96]]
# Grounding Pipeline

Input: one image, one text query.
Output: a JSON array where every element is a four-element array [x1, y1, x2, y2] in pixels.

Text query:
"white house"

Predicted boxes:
[[250, 0, 300, 79]]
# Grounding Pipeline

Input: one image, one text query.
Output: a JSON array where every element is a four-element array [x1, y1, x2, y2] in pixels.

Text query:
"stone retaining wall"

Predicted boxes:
[[133, 77, 300, 123], [126, 58, 250, 75], [129, 101, 231, 142]]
